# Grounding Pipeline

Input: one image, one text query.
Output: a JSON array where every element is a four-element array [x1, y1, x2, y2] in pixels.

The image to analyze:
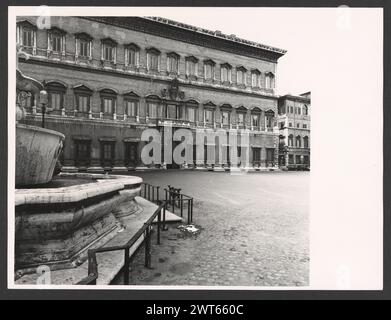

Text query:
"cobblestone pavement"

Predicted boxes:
[[113, 170, 309, 287]]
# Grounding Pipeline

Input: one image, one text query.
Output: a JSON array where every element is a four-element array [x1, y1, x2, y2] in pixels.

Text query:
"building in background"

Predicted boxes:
[[277, 92, 311, 170], [16, 16, 290, 172]]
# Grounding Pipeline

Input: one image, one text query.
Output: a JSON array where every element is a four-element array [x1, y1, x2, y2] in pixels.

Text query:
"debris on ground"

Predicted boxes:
[[177, 224, 202, 238]]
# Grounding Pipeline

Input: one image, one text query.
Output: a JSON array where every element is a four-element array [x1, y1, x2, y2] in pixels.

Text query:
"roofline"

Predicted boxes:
[[81, 16, 286, 62], [278, 93, 311, 103], [145, 17, 287, 56]]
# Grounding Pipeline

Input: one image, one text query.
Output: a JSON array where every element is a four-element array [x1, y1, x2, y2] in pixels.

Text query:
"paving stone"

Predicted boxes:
[[111, 171, 309, 287]]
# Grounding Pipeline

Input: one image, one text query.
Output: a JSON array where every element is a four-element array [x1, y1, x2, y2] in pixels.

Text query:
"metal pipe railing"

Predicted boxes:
[[165, 185, 193, 224], [77, 183, 196, 285], [140, 182, 160, 203], [77, 201, 166, 285]]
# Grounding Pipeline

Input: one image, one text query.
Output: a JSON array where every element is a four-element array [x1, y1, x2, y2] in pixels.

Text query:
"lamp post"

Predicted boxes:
[[39, 89, 48, 128]]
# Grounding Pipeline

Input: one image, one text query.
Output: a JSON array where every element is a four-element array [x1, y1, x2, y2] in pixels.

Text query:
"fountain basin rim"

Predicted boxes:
[[16, 123, 65, 140], [15, 173, 142, 207]]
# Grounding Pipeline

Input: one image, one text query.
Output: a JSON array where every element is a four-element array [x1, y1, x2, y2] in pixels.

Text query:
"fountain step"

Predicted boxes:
[[14, 197, 182, 286]]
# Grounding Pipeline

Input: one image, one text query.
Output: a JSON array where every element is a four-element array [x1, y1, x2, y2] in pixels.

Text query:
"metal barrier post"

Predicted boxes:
[[190, 198, 193, 223], [157, 204, 161, 245], [180, 194, 184, 218], [187, 199, 191, 224], [124, 247, 130, 285], [144, 225, 152, 268], [170, 191, 175, 213], [163, 203, 168, 231]]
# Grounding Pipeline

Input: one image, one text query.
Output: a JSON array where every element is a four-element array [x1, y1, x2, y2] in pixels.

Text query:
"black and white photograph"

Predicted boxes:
[[7, 5, 384, 294]]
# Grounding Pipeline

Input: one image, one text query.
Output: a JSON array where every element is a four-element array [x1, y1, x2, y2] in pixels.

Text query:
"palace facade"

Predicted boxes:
[[277, 92, 311, 170], [17, 16, 290, 172]]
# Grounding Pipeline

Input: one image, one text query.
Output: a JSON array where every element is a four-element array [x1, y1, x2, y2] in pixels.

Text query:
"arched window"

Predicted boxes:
[[125, 43, 140, 67], [146, 48, 161, 71], [203, 101, 216, 124], [167, 52, 180, 74], [296, 136, 302, 148], [100, 89, 117, 115], [251, 107, 262, 128], [265, 110, 275, 131], [101, 38, 117, 63], [75, 32, 93, 59], [123, 91, 140, 118], [17, 20, 37, 54], [48, 27, 66, 53], [46, 81, 66, 110], [73, 84, 93, 113], [236, 106, 247, 127], [288, 135, 294, 147], [303, 136, 309, 148]]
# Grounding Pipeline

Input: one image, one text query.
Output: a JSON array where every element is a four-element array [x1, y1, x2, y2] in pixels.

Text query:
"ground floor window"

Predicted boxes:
[[252, 148, 261, 163], [74, 140, 91, 166], [266, 148, 274, 166], [295, 155, 301, 164], [288, 154, 294, 164], [101, 141, 115, 166], [124, 142, 138, 166], [303, 155, 310, 164]]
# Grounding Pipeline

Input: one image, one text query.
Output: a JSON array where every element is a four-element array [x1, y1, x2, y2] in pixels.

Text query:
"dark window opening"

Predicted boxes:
[[100, 142, 115, 167], [124, 142, 138, 166], [74, 140, 91, 167]]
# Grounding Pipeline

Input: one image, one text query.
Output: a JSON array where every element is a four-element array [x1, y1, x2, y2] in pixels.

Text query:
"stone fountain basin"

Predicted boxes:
[[15, 173, 142, 270], [16, 123, 65, 187]]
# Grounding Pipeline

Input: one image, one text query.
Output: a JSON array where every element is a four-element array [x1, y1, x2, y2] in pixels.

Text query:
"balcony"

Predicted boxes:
[[156, 118, 192, 128]]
